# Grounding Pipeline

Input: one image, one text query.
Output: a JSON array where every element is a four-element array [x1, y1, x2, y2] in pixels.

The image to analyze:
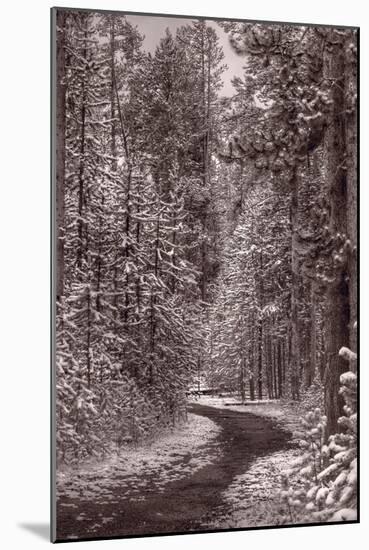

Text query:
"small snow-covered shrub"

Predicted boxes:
[[300, 375, 324, 415], [280, 347, 357, 523], [56, 359, 189, 464]]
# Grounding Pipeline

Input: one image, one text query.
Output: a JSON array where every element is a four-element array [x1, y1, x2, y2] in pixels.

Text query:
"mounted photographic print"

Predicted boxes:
[[51, 6, 358, 542]]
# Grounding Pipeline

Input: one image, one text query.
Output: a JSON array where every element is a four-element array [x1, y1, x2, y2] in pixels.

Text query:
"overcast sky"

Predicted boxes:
[[126, 15, 246, 96]]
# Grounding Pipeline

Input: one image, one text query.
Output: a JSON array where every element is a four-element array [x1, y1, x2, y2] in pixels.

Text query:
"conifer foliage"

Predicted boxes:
[[55, 10, 357, 522], [280, 346, 357, 523], [55, 12, 226, 462]]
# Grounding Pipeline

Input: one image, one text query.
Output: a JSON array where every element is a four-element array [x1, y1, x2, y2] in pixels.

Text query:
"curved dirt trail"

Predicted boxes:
[[57, 403, 292, 541]]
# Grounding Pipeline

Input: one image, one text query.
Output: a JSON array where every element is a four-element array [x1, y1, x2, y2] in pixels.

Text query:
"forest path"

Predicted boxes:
[[57, 404, 292, 541]]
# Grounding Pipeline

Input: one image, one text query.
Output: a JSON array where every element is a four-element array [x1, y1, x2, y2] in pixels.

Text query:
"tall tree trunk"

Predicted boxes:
[[306, 282, 317, 387], [345, 32, 358, 352], [110, 18, 119, 334], [206, 33, 211, 185], [239, 314, 246, 402], [282, 337, 287, 390], [277, 340, 283, 398], [124, 167, 132, 323], [323, 33, 351, 435], [273, 341, 278, 399], [257, 251, 264, 400], [265, 331, 272, 399], [201, 212, 207, 302], [136, 179, 142, 312], [77, 19, 88, 274], [290, 170, 300, 400], [56, 10, 66, 304], [112, 34, 132, 324], [86, 285, 92, 388], [249, 312, 255, 400], [171, 214, 177, 294], [95, 193, 104, 312], [149, 208, 161, 384], [200, 22, 207, 187], [257, 322, 263, 400], [240, 357, 246, 402], [249, 376, 255, 401], [110, 17, 117, 173]]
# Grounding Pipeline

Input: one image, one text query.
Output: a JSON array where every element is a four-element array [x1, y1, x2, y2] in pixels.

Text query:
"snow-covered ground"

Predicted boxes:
[[57, 413, 221, 508], [211, 447, 302, 528], [58, 397, 310, 532], [191, 395, 305, 528], [191, 395, 307, 439]]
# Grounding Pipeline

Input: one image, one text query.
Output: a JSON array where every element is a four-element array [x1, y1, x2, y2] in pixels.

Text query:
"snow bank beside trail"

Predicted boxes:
[[57, 413, 221, 505], [191, 395, 304, 440], [211, 447, 301, 529], [195, 395, 315, 529]]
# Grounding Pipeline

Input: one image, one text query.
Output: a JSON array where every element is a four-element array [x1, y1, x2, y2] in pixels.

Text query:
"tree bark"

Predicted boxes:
[[323, 33, 351, 435], [249, 311, 255, 400], [277, 339, 283, 398], [56, 10, 66, 303], [345, 32, 358, 352], [257, 251, 264, 400], [290, 170, 301, 400], [305, 282, 317, 387]]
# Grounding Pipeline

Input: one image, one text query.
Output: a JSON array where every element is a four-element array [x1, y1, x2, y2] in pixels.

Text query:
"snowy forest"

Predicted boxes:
[[54, 8, 358, 541]]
